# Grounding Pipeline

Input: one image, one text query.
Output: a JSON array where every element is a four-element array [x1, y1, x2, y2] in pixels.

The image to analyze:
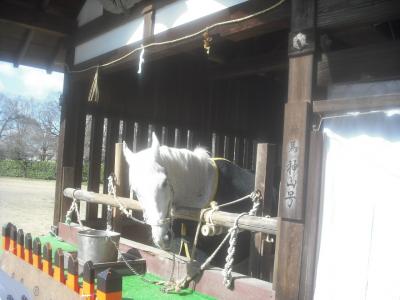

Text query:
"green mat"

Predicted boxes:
[[122, 273, 215, 300], [1, 235, 215, 300], [39, 235, 78, 258]]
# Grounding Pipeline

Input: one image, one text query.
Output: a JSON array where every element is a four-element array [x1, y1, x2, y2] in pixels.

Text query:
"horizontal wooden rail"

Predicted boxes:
[[63, 188, 278, 235], [313, 94, 400, 115]]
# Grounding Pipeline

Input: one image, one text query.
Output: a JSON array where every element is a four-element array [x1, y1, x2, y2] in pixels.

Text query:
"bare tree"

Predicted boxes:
[[0, 94, 28, 139], [0, 93, 60, 161]]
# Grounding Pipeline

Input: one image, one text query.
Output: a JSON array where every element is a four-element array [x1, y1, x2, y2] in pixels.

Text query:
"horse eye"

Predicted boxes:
[[161, 179, 168, 188]]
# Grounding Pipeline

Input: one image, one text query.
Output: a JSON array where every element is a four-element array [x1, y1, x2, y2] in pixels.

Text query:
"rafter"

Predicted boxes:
[[0, 1, 76, 36], [14, 29, 34, 68]]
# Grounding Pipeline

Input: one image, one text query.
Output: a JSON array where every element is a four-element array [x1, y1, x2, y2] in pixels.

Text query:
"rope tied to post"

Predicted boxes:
[[65, 190, 83, 228]]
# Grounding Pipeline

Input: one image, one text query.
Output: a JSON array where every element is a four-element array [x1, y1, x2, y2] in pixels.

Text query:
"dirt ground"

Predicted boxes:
[[0, 177, 56, 237]]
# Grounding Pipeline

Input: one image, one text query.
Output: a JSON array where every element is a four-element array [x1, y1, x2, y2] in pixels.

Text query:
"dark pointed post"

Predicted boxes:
[[54, 248, 65, 283], [43, 242, 53, 276], [82, 261, 95, 300], [9, 224, 17, 255], [17, 229, 25, 259], [96, 268, 122, 300], [32, 237, 42, 270], [66, 255, 80, 293], [24, 233, 33, 264], [1, 223, 11, 251]]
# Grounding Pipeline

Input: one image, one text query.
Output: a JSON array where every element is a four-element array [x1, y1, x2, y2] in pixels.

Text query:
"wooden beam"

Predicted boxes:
[[72, 0, 289, 72], [14, 29, 34, 68], [210, 52, 287, 81], [46, 37, 64, 74], [0, 1, 76, 36], [62, 188, 279, 235], [75, 0, 288, 46], [313, 94, 400, 116], [318, 41, 400, 84], [318, 0, 400, 30]]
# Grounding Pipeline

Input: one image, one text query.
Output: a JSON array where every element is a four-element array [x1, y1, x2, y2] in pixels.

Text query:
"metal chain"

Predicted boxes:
[[180, 190, 262, 289], [107, 174, 146, 225]]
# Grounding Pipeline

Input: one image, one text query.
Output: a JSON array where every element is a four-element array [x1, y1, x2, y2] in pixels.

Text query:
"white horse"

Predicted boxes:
[[123, 133, 218, 249]]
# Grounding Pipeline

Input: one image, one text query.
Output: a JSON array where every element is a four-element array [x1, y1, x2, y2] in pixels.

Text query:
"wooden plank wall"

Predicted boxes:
[[71, 55, 285, 226]]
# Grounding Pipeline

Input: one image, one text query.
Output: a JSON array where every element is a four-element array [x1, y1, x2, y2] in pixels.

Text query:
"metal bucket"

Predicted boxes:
[[77, 229, 120, 265]]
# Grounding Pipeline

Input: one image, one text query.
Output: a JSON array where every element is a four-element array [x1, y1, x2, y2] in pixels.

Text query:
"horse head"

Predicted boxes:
[[123, 133, 174, 249]]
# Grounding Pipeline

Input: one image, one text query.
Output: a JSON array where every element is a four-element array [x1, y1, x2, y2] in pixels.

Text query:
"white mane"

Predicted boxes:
[[158, 146, 216, 209]]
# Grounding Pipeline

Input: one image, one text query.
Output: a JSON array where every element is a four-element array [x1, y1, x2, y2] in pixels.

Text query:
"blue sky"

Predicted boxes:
[[0, 61, 64, 101]]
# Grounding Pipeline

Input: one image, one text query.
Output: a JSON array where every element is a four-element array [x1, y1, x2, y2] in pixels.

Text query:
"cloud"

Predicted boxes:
[[0, 61, 64, 101], [0, 80, 4, 92], [0, 62, 17, 77], [21, 67, 64, 99]]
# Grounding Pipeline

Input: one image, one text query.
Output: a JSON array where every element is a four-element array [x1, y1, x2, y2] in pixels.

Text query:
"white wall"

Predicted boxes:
[[314, 120, 400, 300], [74, 17, 144, 65], [154, 0, 247, 35], [74, 0, 247, 64]]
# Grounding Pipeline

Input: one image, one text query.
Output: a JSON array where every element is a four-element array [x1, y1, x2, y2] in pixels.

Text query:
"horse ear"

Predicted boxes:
[[123, 141, 134, 164]]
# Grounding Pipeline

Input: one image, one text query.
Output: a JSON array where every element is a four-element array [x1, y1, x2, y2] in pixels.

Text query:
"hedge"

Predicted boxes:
[[0, 160, 102, 182]]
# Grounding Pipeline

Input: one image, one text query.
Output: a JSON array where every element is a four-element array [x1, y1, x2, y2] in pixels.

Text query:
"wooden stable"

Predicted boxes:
[[1, 0, 400, 299]]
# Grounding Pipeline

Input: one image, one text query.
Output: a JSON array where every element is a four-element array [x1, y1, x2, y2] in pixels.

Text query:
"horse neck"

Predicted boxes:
[[158, 146, 216, 209]]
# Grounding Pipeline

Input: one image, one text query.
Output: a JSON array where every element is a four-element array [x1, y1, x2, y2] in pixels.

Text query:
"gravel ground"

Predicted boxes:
[[0, 177, 55, 237]]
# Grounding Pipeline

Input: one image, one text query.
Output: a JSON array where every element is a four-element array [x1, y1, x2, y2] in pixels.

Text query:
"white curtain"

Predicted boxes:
[[314, 125, 400, 300]]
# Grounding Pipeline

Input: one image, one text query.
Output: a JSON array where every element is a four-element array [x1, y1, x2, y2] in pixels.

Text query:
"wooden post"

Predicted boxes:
[[16, 229, 24, 259], [174, 128, 181, 148], [211, 132, 221, 157], [86, 115, 105, 221], [54, 248, 66, 283], [223, 135, 231, 160], [233, 136, 241, 166], [81, 261, 95, 300], [103, 118, 120, 194], [274, 0, 316, 299], [10, 224, 17, 255], [96, 268, 122, 300], [249, 143, 277, 281], [60, 167, 75, 223], [24, 233, 33, 264], [112, 143, 130, 232], [299, 132, 324, 300], [53, 70, 87, 225], [43, 243, 53, 276], [67, 255, 80, 293], [102, 118, 120, 220], [2, 223, 11, 251], [161, 126, 169, 146], [32, 237, 42, 270]]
